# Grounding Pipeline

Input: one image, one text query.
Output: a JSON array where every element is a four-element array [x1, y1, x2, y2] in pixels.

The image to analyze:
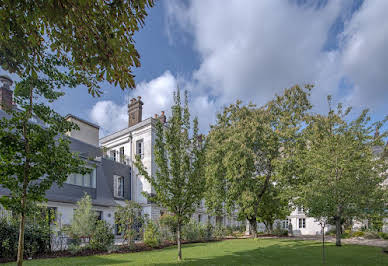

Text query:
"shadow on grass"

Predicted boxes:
[[155, 239, 388, 266]]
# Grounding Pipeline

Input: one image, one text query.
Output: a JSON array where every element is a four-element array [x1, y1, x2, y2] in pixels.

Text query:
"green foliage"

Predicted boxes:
[[213, 225, 226, 240], [378, 232, 388, 240], [89, 220, 114, 251], [181, 220, 206, 242], [0, 206, 52, 259], [205, 85, 312, 236], [293, 96, 388, 246], [0, 0, 155, 94], [135, 88, 206, 260], [114, 200, 143, 247], [69, 194, 96, 241], [143, 220, 161, 248]]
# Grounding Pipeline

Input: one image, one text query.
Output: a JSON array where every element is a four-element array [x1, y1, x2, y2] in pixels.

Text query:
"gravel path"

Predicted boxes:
[[287, 235, 388, 248]]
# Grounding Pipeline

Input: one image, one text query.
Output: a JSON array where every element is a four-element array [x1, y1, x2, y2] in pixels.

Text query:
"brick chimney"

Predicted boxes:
[[128, 96, 144, 127], [0, 75, 13, 111]]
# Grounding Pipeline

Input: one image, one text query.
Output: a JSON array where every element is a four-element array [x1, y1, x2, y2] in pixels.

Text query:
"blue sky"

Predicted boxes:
[[3, 0, 388, 136]]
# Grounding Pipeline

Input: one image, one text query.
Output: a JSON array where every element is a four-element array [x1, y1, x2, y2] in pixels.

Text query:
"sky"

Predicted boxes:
[[11, 0, 388, 136]]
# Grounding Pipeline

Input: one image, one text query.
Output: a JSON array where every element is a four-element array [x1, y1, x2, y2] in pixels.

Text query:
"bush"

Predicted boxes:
[[378, 232, 388, 240], [159, 214, 178, 242], [144, 221, 161, 248], [363, 231, 379, 239], [0, 209, 51, 259], [182, 220, 202, 241], [213, 225, 226, 240], [89, 220, 114, 251], [351, 231, 364, 238], [273, 228, 288, 237]]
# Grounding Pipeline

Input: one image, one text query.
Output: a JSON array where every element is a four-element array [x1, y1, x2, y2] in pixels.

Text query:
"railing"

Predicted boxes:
[[102, 154, 131, 165]]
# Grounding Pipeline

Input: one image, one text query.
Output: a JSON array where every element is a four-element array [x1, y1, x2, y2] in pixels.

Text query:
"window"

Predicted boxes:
[[297, 206, 304, 214], [65, 168, 96, 188], [120, 147, 125, 163], [96, 211, 103, 221], [136, 139, 144, 158], [198, 214, 202, 223], [111, 150, 117, 161], [282, 219, 288, 229], [299, 218, 306, 228], [114, 175, 124, 198]]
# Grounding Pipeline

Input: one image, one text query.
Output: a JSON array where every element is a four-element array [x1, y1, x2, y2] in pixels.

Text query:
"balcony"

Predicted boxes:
[[102, 154, 131, 165]]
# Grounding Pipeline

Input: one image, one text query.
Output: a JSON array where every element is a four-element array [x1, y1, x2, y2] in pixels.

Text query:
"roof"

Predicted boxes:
[[65, 114, 100, 129], [100, 117, 156, 143]]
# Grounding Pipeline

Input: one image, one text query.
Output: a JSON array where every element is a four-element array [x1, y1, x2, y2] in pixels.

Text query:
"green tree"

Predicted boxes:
[[205, 85, 312, 238], [114, 200, 143, 248], [0, 56, 89, 265], [135, 89, 205, 261], [70, 193, 97, 243], [256, 184, 290, 233], [0, 0, 154, 94], [294, 96, 388, 246]]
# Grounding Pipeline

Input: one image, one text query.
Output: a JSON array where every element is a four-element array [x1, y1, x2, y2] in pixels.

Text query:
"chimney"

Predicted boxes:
[[159, 111, 166, 124], [0, 75, 13, 111], [128, 96, 144, 127]]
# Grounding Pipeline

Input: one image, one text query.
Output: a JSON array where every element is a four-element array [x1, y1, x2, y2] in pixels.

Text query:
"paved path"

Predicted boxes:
[[287, 235, 388, 248]]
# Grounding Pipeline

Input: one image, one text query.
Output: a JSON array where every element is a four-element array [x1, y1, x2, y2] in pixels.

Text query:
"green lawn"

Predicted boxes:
[[6, 239, 388, 265]]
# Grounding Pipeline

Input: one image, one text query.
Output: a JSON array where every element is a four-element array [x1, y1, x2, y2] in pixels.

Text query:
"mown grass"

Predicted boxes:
[[5, 238, 388, 265]]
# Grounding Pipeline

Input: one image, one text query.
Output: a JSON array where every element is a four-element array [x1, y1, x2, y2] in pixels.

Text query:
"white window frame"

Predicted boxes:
[[65, 167, 96, 188], [114, 175, 124, 198], [299, 218, 306, 228], [136, 139, 144, 158]]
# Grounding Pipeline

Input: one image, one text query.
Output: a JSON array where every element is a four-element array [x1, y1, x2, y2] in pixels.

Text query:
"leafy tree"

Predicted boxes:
[[0, 0, 155, 94], [205, 85, 312, 238], [294, 96, 388, 246], [114, 200, 143, 248], [70, 194, 97, 243], [256, 184, 290, 233], [0, 56, 89, 265], [135, 89, 206, 261]]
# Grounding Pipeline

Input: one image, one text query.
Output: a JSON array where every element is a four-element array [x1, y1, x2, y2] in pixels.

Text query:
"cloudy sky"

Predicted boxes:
[[50, 0, 387, 136]]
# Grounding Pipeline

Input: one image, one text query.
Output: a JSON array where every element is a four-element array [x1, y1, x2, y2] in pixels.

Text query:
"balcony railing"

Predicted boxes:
[[103, 154, 131, 165]]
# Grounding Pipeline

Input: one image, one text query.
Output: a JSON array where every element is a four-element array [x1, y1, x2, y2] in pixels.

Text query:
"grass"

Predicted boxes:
[[5, 238, 388, 265]]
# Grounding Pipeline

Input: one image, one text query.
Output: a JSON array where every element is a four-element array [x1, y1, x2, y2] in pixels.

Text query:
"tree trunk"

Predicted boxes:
[[177, 223, 182, 261], [335, 216, 341, 247], [17, 212, 26, 266], [249, 218, 257, 238]]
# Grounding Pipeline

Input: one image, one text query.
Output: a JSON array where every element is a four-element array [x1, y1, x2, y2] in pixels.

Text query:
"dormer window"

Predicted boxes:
[[136, 139, 144, 158]]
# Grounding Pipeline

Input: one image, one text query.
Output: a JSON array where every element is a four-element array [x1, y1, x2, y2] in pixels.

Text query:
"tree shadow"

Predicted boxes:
[[154, 239, 388, 266]]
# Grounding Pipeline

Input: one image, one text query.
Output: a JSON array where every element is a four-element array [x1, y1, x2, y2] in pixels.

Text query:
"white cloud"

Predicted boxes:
[[339, 1, 388, 110], [165, 0, 388, 119], [89, 71, 178, 136], [166, 0, 343, 109]]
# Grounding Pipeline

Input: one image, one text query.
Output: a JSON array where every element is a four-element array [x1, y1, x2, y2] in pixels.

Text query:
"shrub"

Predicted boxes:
[[378, 232, 388, 240], [205, 223, 214, 241], [89, 220, 114, 251], [0, 208, 51, 259], [364, 231, 379, 239], [351, 231, 364, 238], [213, 225, 226, 240], [182, 220, 202, 241], [273, 228, 288, 237], [159, 214, 178, 242], [144, 221, 161, 248], [70, 194, 96, 242]]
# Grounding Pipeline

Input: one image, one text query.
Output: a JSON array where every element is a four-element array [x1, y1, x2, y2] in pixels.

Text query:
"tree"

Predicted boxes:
[[70, 193, 97, 243], [205, 85, 312, 238], [0, 56, 89, 265], [135, 89, 205, 261], [0, 0, 155, 94], [256, 184, 290, 233], [115, 200, 144, 248], [294, 96, 388, 246]]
